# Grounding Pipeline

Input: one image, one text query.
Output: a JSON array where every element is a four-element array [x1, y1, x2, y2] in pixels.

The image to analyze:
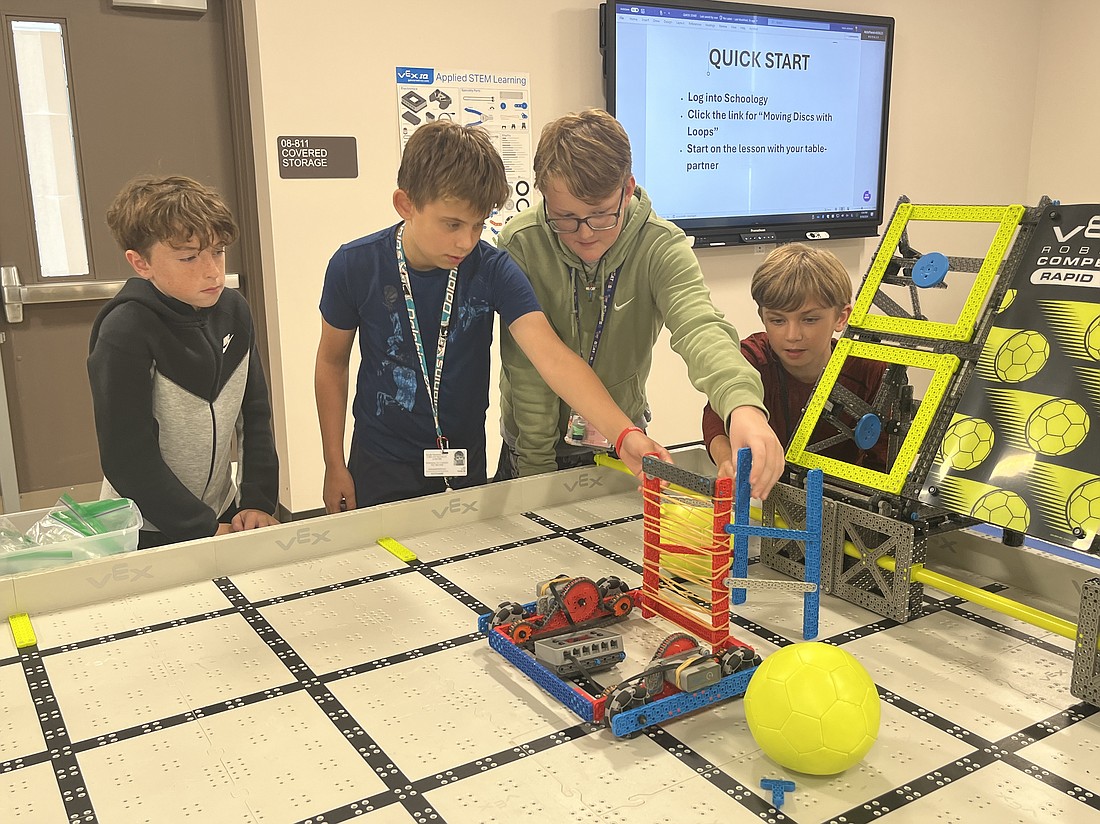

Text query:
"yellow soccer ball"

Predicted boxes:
[[744, 642, 880, 775], [1085, 316, 1100, 361]]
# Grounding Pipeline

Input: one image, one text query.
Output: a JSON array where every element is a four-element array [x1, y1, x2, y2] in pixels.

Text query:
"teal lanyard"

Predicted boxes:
[[396, 224, 457, 448]]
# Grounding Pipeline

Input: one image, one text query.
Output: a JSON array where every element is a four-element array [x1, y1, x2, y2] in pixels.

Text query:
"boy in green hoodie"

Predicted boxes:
[[495, 109, 783, 499]]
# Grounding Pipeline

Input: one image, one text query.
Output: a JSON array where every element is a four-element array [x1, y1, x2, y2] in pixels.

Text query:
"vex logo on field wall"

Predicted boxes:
[[563, 472, 605, 492], [433, 498, 479, 518], [276, 527, 331, 550], [87, 562, 153, 588]]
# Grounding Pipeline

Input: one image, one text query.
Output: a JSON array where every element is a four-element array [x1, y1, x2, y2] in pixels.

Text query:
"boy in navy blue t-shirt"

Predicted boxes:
[[316, 121, 669, 510]]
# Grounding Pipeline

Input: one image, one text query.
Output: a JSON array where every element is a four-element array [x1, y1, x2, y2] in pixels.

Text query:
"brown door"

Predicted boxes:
[[0, 0, 252, 512]]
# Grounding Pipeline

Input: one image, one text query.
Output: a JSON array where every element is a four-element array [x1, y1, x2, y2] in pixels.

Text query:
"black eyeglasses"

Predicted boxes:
[[544, 186, 626, 234]]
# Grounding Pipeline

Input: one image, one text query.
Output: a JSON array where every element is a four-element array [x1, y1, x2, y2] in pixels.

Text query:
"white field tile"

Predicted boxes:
[[845, 611, 1076, 740], [897, 759, 1100, 822], [29, 579, 230, 647], [1017, 710, 1100, 792], [0, 661, 44, 761], [230, 543, 405, 602], [533, 491, 644, 530], [0, 762, 69, 823], [395, 512, 553, 563], [77, 714, 253, 823], [45, 613, 291, 741], [199, 691, 388, 819], [329, 643, 580, 781], [259, 573, 479, 674]]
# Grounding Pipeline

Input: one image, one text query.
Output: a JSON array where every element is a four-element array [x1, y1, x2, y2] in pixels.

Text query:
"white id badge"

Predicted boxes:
[[563, 411, 612, 449], [424, 448, 468, 477]]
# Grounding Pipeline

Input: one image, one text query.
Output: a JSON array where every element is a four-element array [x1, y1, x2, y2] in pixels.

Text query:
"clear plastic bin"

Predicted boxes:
[[0, 499, 143, 576]]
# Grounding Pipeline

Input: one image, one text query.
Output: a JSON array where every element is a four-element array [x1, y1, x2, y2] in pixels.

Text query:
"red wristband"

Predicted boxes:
[[615, 425, 644, 455]]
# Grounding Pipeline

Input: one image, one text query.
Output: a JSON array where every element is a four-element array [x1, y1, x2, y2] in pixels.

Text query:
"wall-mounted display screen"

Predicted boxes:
[[602, 1, 894, 246]]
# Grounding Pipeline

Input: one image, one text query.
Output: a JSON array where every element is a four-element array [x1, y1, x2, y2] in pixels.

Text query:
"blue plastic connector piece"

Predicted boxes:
[[760, 778, 796, 809], [911, 251, 949, 287], [853, 413, 882, 449]]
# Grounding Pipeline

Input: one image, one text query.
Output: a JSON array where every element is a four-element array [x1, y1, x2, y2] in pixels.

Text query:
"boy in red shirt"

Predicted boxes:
[[703, 243, 887, 479]]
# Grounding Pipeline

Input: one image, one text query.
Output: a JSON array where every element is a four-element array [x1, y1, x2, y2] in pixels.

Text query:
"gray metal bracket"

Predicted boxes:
[[761, 481, 836, 593], [828, 501, 925, 622], [1072, 578, 1100, 706], [641, 455, 715, 498]]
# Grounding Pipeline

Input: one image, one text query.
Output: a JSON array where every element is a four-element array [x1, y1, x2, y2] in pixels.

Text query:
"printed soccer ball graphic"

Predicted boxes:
[[1066, 479, 1100, 539], [1025, 398, 1090, 456], [938, 416, 995, 470], [744, 642, 880, 775], [970, 488, 1030, 532], [1085, 316, 1100, 362], [997, 289, 1017, 314], [993, 330, 1049, 382]]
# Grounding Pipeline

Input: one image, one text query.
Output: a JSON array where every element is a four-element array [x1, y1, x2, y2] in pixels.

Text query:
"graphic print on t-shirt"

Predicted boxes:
[[377, 283, 417, 416]]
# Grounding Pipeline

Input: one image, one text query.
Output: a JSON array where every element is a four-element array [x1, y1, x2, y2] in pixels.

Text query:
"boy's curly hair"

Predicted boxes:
[[107, 175, 238, 257]]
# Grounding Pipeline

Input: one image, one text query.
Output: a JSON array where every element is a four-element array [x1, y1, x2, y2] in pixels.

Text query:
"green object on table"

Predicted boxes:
[[12, 548, 73, 560], [52, 494, 130, 537]]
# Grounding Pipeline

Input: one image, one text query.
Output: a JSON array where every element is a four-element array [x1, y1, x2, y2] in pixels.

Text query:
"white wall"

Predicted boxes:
[[243, 0, 1088, 515], [1027, 0, 1100, 204]]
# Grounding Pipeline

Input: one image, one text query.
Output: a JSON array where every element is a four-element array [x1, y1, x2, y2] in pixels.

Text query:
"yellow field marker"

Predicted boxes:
[[8, 612, 36, 649], [377, 537, 417, 562]]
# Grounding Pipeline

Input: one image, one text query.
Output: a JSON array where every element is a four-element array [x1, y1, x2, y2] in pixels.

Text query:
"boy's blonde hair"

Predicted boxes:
[[397, 121, 509, 216], [751, 243, 853, 313], [534, 109, 631, 202], [106, 175, 238, 258]]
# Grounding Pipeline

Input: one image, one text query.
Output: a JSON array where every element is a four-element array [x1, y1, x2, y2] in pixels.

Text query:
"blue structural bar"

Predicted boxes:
[[802, 468, 823, 640], [484, 623, 597, 723], [609, 666, 756, 736], [730, 448, 753, 605], [734, 524, 816, 540], [723, 448, 825, 641]]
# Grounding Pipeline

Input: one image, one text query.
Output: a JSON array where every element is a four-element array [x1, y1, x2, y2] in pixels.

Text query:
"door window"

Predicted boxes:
[[10, 19, 89, 278]]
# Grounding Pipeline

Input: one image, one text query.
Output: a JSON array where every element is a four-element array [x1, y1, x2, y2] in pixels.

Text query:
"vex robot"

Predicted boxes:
[[480, 450, 823, 737]]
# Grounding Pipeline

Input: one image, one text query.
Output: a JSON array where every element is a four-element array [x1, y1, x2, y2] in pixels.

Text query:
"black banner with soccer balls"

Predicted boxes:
[[921, 204, 1100, 552]]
